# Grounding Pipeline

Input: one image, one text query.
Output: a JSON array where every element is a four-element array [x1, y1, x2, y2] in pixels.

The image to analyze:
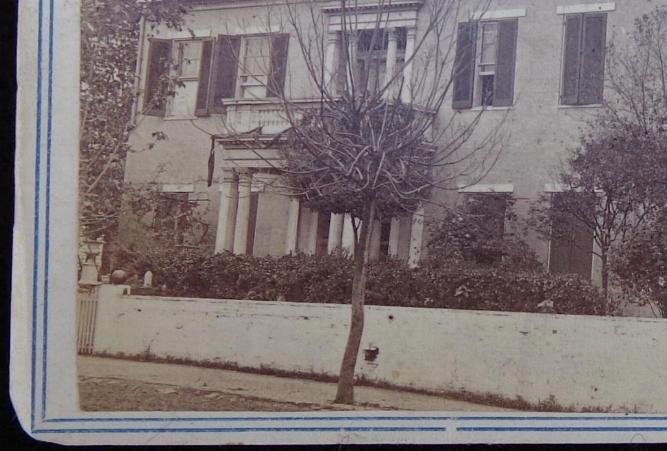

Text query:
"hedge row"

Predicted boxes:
[[146, 250, 607, 316]]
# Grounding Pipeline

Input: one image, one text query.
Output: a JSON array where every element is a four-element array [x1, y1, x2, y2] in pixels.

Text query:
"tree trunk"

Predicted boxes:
[[334, 199, 376, 404]]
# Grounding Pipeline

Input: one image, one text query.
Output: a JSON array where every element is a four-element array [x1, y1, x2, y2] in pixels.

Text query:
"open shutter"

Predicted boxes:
[[143, 39, 172, 116], [579, 13, 606, 105], [561, 15, 583, 105], [211, 35, 241, 113], [194, 39, 214, 117], [452, 21, 477, 110], [267, 34, 290, 98], [493, 19, 518, 107]]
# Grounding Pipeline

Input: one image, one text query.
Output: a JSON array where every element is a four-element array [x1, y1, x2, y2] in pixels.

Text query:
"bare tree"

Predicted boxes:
[[213, 0, 503, 404]]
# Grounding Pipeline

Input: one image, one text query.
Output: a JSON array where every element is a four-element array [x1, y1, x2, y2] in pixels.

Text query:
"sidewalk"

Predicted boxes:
[[78, 356, 510, 411]]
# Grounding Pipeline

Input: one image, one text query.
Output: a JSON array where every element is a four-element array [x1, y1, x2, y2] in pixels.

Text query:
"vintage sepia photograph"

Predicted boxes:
[[72, 0, 667, 420]]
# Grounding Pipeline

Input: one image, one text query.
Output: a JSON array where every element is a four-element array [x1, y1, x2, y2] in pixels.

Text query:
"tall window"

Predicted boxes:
[[315, 213, 331, 256], [239, 36, 272, 98], [548, 193, 594, 278], [560, 13, 607, 105], [354, 28, 406, 95], [452, 19, 518, 109], [379, 220, 392, 257], [153, 193, 192, 245], [462, 193, 509, 265], [143, 34, 290, 117], [170, 39, 204, 116]]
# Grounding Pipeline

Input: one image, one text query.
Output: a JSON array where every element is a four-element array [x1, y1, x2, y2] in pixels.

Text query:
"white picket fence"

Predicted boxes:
[[76, 285, 100, 354]]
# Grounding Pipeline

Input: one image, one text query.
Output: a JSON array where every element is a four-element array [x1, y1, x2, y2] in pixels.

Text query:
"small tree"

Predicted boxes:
[[612, 209, 667, 315], [265, 0, 503, 404], [530, 128, 656, 299], [531, 6, 667, 301]]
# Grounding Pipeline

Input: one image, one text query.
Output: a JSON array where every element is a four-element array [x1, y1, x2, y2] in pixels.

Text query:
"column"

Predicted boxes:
[[384, 28, 398, 98], [285, 197, 300, 255], [346, 31, 358, 91], [233, 170, 252, 255], [401, 27, 417, 103], [327, 213, 344, 253], [408, 204, 424, 268], [324, 31, 341, 91], [214, 170, 238, 253], [341, 213, 356, 255], [369, 220, 382, 260], [306, 210, 319, 255], [388, 217, 400, 257]]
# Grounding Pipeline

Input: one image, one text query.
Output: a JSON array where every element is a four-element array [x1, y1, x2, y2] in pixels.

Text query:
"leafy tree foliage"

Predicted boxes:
[[531, 6, 667, 302], [79, 0, 185, 242], [427, 194, 541, 273]]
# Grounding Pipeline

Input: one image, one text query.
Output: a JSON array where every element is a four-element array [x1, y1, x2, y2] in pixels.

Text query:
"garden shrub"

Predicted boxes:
[[148, 250, 607, 316]]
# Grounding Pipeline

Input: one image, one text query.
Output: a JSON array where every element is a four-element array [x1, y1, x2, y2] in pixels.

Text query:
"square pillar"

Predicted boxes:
[[324, 31, 341, 91], [388, 217, 401, 257], [232, 170, 252, 255], [214, 170, 238, 253], [285, 197, 300, 255], [341, 214, 356, 255], [369, 220, 382, 260], [401, 27, 417, 103], [327, 213, 344, 253], [384, 28, 398, 99], [408, 204, 424, 268]]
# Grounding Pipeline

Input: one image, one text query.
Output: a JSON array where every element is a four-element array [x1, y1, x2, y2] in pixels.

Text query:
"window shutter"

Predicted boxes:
[[452, 21, 477, 110], [267, 34, 290, 98], [195, 39, 214, 117], [211, 35, 241, 113], [493, 19, 518, 107], [561, 15, 583, 105], [143, 39, 172, 116], [579, 13, 606, 105]]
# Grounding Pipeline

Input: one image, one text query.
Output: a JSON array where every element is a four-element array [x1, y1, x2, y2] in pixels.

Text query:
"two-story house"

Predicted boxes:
[[122, 0, 661, 284]]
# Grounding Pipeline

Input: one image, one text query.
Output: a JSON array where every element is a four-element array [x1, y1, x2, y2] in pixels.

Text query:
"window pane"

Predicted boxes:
[[178, 41, 202, 79], [480, 22, 498, 66], [481, 74, 495, 106], [243, 36, 270, 76]]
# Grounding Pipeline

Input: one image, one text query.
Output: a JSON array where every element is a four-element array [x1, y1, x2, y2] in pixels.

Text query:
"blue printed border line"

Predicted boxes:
[[27, 0, 667, 437]]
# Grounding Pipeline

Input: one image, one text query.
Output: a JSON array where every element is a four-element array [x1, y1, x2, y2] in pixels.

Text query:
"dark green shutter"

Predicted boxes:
[[195, 39, 214, 117], [579, 13, 606, 105], [267, 34, 290, 98], [561, 15, 583, 105], [143, 39, 172, 116], [493, 19, 518, 107], [452, 21, 477, 110], [211, 35, 241, 112]]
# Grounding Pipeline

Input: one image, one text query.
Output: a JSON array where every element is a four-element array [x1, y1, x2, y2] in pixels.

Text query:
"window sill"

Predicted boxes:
[[469, 105, 513, 111], [557, 103, 603, 109], [163, 116, 199, 121], [216, 97, 322, 107]]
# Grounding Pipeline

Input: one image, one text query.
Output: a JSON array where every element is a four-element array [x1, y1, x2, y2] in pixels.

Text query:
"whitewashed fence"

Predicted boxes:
[[89, 285, 667, 412]]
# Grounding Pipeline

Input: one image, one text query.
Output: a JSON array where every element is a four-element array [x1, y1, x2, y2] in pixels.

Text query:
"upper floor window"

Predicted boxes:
[[354, 28, 406, 95], [176, 40, 203, 80], [452, 18, 518, 109], [560, 13, 607, 105], [142, 33, 290, 118]]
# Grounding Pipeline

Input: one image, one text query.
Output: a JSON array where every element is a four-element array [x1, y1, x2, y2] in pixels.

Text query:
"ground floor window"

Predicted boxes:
[[548, 193, 594, 278], [315, 212, 331, 256]]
